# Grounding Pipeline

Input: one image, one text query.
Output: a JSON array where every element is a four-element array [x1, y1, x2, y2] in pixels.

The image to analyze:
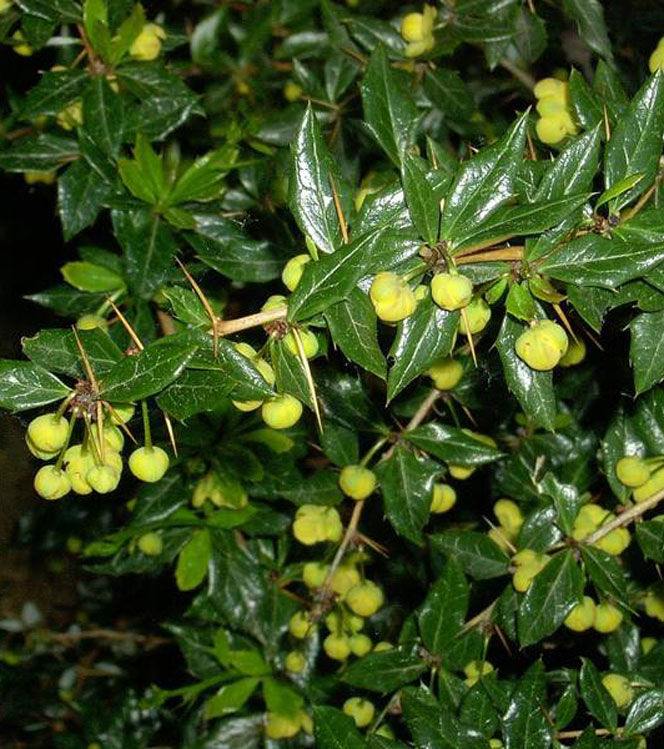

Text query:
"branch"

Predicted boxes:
[[583, 486, 664, 547], [214, 306, 287, 337], [499, 58, 536, 91], [48, 628, 169, 649]]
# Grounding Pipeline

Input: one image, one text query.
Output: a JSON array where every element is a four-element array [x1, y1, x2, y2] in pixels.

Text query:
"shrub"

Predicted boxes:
[[2, 0, 664, 746]]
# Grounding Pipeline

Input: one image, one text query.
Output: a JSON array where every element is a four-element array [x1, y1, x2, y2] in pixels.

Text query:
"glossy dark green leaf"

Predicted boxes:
[[502, 661, 552, 749], [20, 69, 89, 118], [58, 159, 111, 240], [325, 288, 386, 380], [624, 689, 664, 736], [604, 71, 664, 212], [455, 193, 590, 252], [100, 334, 199, 402], [262, 678, 303, 718], [401, 152, 440, 245], [289, 104, 342, 255], [407, 421, 502, 466], [313, 706, 366, 749], [270, 340, 313, 409], [431, 531, 510, 580], [534, 126, 602, 201], [423, 68, 474, 122], [15, 0, 81, 21], [376, 445, 439, 544], [0, 134, 79, 172], [601, 407, 643, 503], [581, 547, 629, 605], [82, 75, 124, 156], [360, 45, 419, 166], [387, 294, 459, 402], [538, 234, 664, 289], [0, 360, 71, 413], [517, 550, 584, 647], [204, 678, 260, 720], [539, 473, 583, 536], [441, 113, 527, 248], [630, 310, 664, 393], [514, 7, 546, 63], [506, 283, 536, 322], [112, 209, 178, 300], [555, 684, 578, 730], [496, 314, 556, 431], [635, 520, 664, 563], [342, 648, 427, 693], [518, 502, 564, 552], [402, 686, 487, 749], [156, 369, 232, 421], [418, 557, 468, 655], [633, 388, 664, 453], [579, 658, 617, 732], [188, 214, 283, 283], [22, 328, 122, 379], [163, 286, 208, 326], [562, 0, 613, 61], [568, 69, 603, 130]]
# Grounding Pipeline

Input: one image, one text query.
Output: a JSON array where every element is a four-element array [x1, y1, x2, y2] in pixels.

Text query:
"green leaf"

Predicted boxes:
[[455, 193, 590, 252], [568, 70, 603, 130], [360, 45, 419, 166], [418, 557, 468, 655], [313, 706, 366, 749], [270, 340, 312, 409], [288, 225, 418, 322], [188, 214, 283, 283], [636, 520, 664, 563], [168, 146, 236, 205], [20, 69, 89, 119], [0, 361, 71, 413], [600, 407, 641, 503], [423, 68, 474, 122], [407, 422, 503, 466], [112, 209, 178, 300], [262, 678, 303, 718], [60, 261, 124, 293], [506, 283, 536, 322], [289, 104, 342, 255], [100, 334, 199, 402], [517, 550, 584, 647], [15, 0, 81, 22], [324, 289, 386, 380], [562, 0, 613, 62], [342, 647, 426, 693], [0, 134, 79, 172], [431, 531, 510, 580], [579, 658, 617, 732], [539, 473, 583, 536], [604, 71, 664, 212], [581, 547, 629, 606], [155, 370, 230, 421], [82, 75, 124, 156], [204, 678, 260, 720], [495, 314, 556, 431], [624, 689, 664, 736], [387, 294, 459, 402], [22, 328, 122, 378], [441, 113, 527, 248], [163, 286, 209, 326], [596, 173, 645, 210], [57, 159, 111, 241], [501, 661, 552, 749], [401, 151, 441, 245], [175, 529, 211, 591], [630, 310, 664, 393], [375, 445, 439, 544]]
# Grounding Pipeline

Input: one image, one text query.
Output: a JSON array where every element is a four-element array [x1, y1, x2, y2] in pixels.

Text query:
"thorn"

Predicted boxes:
[[495, 625, 512, 656], [162, 410, 178, 457], [106, 298, 144, 351], [103, 403, 138, 444], [175, 257, 219, 358], [291, 328, 324, 434], [484, 516, 517, 555], [461, 404, 478, 428], [460, 308, 478, 367], [96, 399, 105, 464], [329, 173, 349, 244], [552, 303, 578, 342], [355, 532, 390, 557], [71, 326, 99, 393], [603, 105, 611, 142]]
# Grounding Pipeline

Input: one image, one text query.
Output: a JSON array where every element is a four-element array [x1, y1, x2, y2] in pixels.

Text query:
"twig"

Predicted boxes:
[[499, 58, 536, 91], [49, 628, 169, 649], [215, 306, 287, 337], [583, 486, 664, 547], [555, 729, 610, 740], [458, 600, 497, 637], [457, 247, 524, 264]]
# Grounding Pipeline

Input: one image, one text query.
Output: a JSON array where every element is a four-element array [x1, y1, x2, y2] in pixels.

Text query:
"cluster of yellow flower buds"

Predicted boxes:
[[511, 548, 549, 592], [130, 23, 167, 62], [533, 77, 578, 145], [571, 503, 630, 555], [400, 5, 436, 58], [488, 499, 524, 550], [28, 403, 170, 501], [616, 455, 664, 503], [264, 709, 313, 740]]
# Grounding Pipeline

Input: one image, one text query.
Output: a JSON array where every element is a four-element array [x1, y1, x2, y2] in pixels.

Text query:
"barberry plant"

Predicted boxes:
[[3, 0, 664, 747]]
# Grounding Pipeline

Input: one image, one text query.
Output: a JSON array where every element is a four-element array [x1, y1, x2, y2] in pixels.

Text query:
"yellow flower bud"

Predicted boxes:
[[284, 650, 307, 673], [593, 603, 623, 633], [564, 596, 596, 632], [129, 446, 169, 483], [284, 81, 303, 102], [28, 413, 69, 454], [339, 465, 377, 500], [346, 581, 384, 617], [515, 320, 568, 370], [34, 465, 71, 500], [431, 273, 473, 311], [262, 394, 303, 430], [265, 712, 300, 739], [463, 660, 494, 687], [331, 564, 361, 596], [343, 697, 375, 727], [87, 464, 121, 494], [349, 633, 373, 657], [302, 561, 329, 588], [282, 254, 311, 291], [323, 632, 351, 660], [427, 358, 463, 390], [130, 23, 167, 62], [370, 272, 416, 322], [137, 532, 163, 556], [533, 78, 567, 100], [12, 31, 33, 57], [459, 298, 491, 336], [601, 674, 633, 708], [535, 114, 568, 145], [559, 338, 586, 367], [616, 456, 650, 488], [430, 483, 456, 513], [289, 610, 314, 639], [284, 329, 319, 358]]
